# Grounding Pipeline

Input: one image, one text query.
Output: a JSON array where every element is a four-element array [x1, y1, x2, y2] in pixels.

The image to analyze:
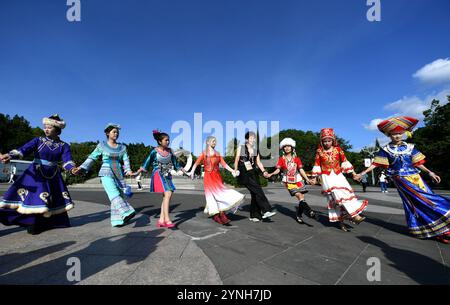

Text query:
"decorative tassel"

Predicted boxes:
[[405, 131, 413, 138]]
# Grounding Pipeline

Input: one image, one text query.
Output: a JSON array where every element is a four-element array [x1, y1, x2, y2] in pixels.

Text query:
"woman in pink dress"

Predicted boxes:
[[190, 136, 245, 225]]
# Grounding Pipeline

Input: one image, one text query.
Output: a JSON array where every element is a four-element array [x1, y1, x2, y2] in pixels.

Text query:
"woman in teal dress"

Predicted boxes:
[[73, 124, 136, 227]]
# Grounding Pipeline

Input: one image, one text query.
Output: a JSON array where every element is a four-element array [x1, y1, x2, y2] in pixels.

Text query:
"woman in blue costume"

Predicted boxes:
[[135, 130, 187, 228], [0, 115, 76, 235], [73, 124, 136, 227], [357, 116, 450, 244]]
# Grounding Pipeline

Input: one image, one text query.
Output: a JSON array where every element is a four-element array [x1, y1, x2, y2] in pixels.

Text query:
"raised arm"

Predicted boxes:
[[79, 144, 103, 173], [1, 137, 40, 163]]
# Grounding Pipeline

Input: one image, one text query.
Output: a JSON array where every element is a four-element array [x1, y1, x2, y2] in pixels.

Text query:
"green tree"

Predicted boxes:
[[411, 97, 450, 188], [0, 114, 44, 156]]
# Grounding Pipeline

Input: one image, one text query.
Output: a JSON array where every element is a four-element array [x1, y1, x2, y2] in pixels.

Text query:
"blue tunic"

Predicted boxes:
[[374, 142, 450, 238]]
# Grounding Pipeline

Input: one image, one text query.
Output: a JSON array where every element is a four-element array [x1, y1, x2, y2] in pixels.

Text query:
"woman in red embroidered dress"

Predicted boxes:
[[190, 136, 245, 225], [311, 128, 367, 231]]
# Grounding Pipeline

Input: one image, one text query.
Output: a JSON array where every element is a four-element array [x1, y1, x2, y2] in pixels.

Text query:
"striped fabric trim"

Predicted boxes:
[[411, 152, 426, 164]]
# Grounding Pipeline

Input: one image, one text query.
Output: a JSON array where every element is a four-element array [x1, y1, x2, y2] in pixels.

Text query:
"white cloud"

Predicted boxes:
[[413, 58, 450, 84], [363, 89, 449, 134], [383, 89, 450, 118], [363, 118, 386, 131]]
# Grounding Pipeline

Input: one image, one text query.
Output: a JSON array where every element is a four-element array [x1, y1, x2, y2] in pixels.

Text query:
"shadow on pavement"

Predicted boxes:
[[0, 230, 166, 284], [358, 236, 450, 284]]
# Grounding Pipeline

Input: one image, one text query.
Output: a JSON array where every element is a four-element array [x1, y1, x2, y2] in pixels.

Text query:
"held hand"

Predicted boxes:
[[0, 154, 11, 163], [353, 173, 362, 182], [71, 167, 80, 175], [429, 172, 441, 184], [125, 171, 134, 177], [263, 171, 269, 179]]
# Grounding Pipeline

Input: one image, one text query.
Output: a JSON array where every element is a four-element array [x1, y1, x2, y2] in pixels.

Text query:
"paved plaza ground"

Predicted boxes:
[[0, 182, 449, 285]]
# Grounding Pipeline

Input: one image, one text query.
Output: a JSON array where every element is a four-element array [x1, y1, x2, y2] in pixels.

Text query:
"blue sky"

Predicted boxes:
[[1, 0, 450, 155]]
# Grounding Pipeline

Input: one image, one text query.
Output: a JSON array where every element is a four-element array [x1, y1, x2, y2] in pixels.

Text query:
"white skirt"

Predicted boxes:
[[320, 171, 368, 222]]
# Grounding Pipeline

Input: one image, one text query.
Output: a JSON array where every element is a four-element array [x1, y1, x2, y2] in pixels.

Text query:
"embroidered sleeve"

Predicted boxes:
[[411, 146, 426, 167], [122, 147, 132, 174], [80, 144, 103, 172], [339, 148, 354, 173], [9, 137, 39, 159], [311, 150, 322, 176], [171, 150, 181, 171], [141, 150, 156, 172], [61, 143, 76, 171], [372, 149, 390, 168]]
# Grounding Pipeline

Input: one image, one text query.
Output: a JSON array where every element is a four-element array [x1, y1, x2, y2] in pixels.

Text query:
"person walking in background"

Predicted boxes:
[[379, 171, 388, 193], [361, 173, 368, 192], [136, 172, 143, 190], [8, 164, 16, 184]]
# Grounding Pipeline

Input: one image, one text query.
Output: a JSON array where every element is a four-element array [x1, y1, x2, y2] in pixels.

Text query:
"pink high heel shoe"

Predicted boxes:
[[164, 221, 176, 228], [157, 220, 166, 228]]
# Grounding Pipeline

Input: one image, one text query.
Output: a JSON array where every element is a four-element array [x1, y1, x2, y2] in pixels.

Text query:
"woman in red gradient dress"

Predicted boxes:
[[190, 136, 244, 225]]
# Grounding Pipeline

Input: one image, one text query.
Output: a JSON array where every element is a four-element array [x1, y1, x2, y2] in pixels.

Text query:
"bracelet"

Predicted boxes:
[[428, 172, 435, 176]]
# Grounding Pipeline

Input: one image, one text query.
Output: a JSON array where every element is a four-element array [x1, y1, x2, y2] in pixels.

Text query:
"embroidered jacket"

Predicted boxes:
[[8, 137, 75, 171], [311, 146, 353, 176], [372, 142, 426, 177], [276, 155, 304, 183], [141, 148, 181, 176], [80, 142, 131, 179]]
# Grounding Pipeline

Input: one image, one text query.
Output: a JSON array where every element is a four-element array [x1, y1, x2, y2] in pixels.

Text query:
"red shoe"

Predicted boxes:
[[213, 214, 223, 225], [219, 212, 230, 224], [165, 221, 176, 228], [436, 235, 450, 244], [157, 220, 166, 228]]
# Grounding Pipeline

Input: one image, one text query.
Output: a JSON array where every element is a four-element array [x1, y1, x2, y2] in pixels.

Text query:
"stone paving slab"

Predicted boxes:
[[0, 200, 221, 285]]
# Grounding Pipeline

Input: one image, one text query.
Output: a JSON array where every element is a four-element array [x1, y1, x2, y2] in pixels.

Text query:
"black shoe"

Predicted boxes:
[[307, 210, 317, 219], [27, 225, 42, 235], [124, 212, 136, 223]]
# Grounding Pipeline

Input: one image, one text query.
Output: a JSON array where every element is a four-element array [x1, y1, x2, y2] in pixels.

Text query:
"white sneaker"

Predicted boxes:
[[262, 211, 276, 219], [249, 218, 260, 222]]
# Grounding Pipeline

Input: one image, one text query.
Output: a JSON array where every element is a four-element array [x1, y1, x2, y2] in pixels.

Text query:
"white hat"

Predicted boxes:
[[42, 114, 66, 129], [279, 138, 296, 149]]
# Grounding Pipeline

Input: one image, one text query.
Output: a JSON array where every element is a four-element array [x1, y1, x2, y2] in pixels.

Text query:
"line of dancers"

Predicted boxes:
[[0, 114, 449, 243]]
